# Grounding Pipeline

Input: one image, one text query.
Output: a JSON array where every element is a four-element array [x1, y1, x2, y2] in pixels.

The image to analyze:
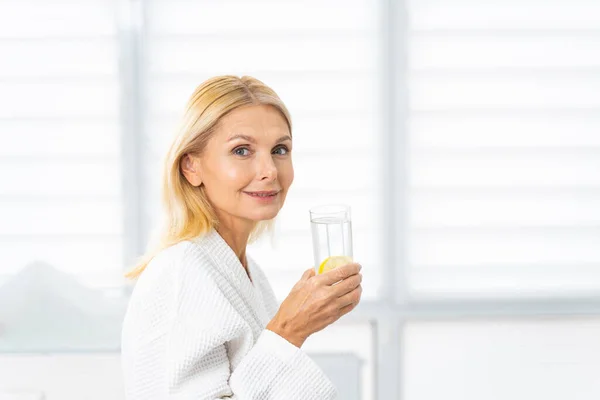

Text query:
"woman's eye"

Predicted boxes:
[[233, 147, 250, 156], [273, 146, 289, 155]]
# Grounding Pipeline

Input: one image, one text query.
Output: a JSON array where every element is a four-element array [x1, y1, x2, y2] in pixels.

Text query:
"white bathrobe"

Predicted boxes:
[[121, 228, 337, 399]]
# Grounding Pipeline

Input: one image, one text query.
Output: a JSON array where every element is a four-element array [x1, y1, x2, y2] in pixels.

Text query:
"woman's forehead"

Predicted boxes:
[[215, 106, 290, 141]]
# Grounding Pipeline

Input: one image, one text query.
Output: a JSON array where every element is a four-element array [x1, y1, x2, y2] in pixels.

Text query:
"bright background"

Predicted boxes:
[[1, 0, 600, 399]]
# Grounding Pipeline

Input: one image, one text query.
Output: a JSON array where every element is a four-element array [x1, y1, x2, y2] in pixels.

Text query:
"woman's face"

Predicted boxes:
[[183, 104, 294, 226]]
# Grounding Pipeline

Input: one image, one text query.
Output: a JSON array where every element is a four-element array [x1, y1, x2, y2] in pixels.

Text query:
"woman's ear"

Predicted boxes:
[[181, 154, 203, 187]]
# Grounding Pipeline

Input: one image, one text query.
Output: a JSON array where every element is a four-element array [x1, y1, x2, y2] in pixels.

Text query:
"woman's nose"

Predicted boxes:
[[258, 153, 278, 181]]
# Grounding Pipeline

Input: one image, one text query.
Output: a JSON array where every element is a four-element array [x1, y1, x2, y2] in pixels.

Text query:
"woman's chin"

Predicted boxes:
[[247, 208, 281, 222]]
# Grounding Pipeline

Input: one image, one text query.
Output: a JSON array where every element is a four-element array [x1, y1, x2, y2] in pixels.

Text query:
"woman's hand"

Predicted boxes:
[[266, 263, 363, 348]]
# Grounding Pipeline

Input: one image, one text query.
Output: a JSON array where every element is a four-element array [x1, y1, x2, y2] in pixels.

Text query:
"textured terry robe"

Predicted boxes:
[[121, 228, 337, 399]]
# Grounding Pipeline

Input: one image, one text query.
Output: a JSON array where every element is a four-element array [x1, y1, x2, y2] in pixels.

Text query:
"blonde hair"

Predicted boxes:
[[125, 75, 292, 279]]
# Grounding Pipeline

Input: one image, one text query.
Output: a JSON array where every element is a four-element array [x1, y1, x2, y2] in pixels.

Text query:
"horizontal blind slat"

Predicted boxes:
[[411, 191, 600, 227], [0, 121, 120, 157], [410, 35, 600, 69], [0, 82, 119, 118], [410, 74, 600, 110], [410, 152, 600, 187], [0, 237, 124, 276], [147, 0, 376, 34], [0, 202, 123, 235], [148, 38, 376, 74], [410, 115, 600, 148], [410, 230, 600, 266], [408, 0, 600, 31], [0, 161, 121, 197], [0, 2, 116, 38]]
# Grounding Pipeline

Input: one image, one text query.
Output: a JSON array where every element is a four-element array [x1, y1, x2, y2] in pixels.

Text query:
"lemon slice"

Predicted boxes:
[[318, 255, 353, 274]]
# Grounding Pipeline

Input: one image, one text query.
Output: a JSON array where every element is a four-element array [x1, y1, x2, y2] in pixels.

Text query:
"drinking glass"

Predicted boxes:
[[309, 204, 353, 274]]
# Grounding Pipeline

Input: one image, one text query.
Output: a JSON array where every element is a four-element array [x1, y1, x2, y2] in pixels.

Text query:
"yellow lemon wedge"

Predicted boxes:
[[318, 255, 353, 274]]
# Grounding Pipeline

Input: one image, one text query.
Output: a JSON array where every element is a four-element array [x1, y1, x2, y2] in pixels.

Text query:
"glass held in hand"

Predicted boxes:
[[309, 204, 353, 275]]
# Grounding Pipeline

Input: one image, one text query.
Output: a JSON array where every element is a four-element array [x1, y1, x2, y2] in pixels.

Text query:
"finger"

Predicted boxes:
[[332, 273, 362, 298], [339, 301, 358, 316], [293, 269, 315, 290], [301, 268, 315, 280], [335, 285, 362, 309], [319, 263, 362, 286]]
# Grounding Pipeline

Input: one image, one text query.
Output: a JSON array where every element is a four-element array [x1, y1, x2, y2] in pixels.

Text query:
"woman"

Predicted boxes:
[[121, 75, 363, 399]]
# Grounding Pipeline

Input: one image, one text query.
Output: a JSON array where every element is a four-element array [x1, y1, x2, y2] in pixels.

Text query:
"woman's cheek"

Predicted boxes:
[[221, 160, 245, 181], [283, 160, 294, 187]]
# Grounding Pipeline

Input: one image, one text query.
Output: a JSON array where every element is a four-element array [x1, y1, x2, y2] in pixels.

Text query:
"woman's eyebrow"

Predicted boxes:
[[227, 134, 292, 144], [275, 135, 292, 144]]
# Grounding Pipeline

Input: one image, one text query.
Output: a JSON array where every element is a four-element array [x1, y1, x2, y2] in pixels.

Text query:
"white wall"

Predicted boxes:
[[404, 317, 600, 400]]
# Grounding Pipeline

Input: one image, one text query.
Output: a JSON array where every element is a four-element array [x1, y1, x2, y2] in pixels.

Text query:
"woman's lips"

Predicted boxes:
[[244, 191, 280, 201]]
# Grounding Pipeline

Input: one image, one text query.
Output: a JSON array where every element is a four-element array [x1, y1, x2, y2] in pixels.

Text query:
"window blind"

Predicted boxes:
[[0, 1, 124, 289], [142, 0, 384, 300], [407, 0, 600, 299]]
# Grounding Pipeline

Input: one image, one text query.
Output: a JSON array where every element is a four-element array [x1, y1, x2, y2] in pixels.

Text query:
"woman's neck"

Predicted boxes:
[[215, 223, 253, 269]]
